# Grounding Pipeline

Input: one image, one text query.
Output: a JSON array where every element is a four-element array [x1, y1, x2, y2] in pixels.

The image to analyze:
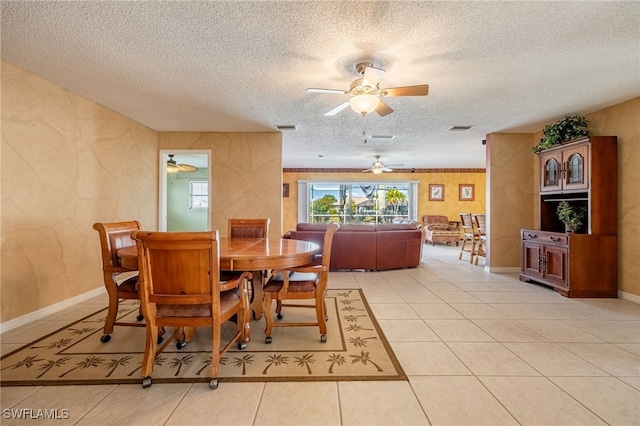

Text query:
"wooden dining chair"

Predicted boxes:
[[262, 222, 339, 344], [227, 218, 271, 307], [228, 218, 270, 238], [131, 230, 251, 390], [93, 220, 146, 343]]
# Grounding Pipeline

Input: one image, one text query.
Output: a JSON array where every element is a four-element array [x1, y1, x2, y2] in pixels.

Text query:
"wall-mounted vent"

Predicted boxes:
[[275, 124, 297, 131], [448, 126, 473, 131]]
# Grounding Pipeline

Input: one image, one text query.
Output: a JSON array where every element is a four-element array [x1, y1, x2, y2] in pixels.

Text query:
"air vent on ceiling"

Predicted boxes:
[[368, 135, 396, 140], [448, 126, 473, 131], [274, 124, 297, 131]]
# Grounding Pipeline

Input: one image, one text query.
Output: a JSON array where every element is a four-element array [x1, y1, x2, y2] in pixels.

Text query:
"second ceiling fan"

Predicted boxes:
[[167, 154, 198, 173], [362, 155, 403, 174], [306, 62, 429, 117]]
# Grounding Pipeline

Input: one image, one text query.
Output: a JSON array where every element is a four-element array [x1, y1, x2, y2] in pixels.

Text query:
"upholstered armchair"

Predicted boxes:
[[422, 215, 460, 246]]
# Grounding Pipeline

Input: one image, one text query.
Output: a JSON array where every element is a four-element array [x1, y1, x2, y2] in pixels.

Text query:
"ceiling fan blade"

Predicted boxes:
[[362, 66, 385, 88], [382, 167, 394, 172], [306, 88, 348, 94], [177, 164, 198, 172], [384, 163, 404, 168], [375, 101, 394, 117], [362, 168, 373, 173], [380, 84, 429, 97], [324, 101, 350, 116]]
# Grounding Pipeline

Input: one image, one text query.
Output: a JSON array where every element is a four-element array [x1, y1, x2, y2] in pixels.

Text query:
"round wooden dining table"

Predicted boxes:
[[117, 237, 319, 320]]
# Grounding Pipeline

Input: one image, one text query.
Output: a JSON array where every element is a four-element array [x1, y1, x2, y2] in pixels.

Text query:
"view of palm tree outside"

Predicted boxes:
[[308, 183, 410, 223]]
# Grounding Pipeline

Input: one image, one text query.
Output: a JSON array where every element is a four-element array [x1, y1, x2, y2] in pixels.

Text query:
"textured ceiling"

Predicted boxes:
[[1, 1, 638, 170]]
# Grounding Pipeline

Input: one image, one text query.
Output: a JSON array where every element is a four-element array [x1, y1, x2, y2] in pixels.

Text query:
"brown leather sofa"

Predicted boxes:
[[284, 222, 423, 271]]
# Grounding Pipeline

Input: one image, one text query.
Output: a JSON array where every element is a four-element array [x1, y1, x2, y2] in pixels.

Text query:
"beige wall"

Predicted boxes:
[[282, 171, 486, 233], [159, 132, 283, 238], [585, 98, 639, 296], [1, 61, 158, 323], [485, 133, 535, 268]]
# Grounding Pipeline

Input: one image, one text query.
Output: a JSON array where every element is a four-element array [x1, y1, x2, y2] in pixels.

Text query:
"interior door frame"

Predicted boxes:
[[159, 149, 211, 231]]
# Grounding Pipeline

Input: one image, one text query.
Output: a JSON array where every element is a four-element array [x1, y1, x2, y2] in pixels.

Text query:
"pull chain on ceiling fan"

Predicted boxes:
[[306, 62, 429, 117], [167, 155, 198, 173]]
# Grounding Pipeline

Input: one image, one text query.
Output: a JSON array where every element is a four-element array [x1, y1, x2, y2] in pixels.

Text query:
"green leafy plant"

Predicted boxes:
[[532, 115, 588, 154], [556, 201, 586, 232]]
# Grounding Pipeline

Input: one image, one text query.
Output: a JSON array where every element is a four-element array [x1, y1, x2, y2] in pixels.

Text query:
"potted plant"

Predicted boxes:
[[532, 115, 589, 154], [556, 201, 586, 233]]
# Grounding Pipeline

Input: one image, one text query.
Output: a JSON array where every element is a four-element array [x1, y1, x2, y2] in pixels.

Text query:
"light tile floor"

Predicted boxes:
[[2, 243, 639, 425]]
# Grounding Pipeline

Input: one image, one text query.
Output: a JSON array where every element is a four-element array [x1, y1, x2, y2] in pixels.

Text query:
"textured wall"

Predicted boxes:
[[1, 61, 158, 323], [159, 132, 283, 238], [282, 171, 486, 233], [485, 133, 535, 269], [585, 98, 639, 296]]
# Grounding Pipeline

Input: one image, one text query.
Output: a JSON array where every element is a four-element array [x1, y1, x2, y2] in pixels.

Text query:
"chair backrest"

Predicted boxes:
[[228, 218, 270, 238], [473, 214, 487, 234], [319, 222, 340, 269], [93, 221, 142, 268], [459, 213, 474, 229], [131, 230, 221, 310], [423, 215, 450, 226]]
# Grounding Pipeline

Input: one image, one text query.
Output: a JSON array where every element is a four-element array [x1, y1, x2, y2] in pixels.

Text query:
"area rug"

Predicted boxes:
[[1, 289, 406, 386]]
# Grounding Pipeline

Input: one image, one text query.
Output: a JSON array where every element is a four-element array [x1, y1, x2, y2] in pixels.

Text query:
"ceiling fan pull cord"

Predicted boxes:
[[362, 114, 367, 143]]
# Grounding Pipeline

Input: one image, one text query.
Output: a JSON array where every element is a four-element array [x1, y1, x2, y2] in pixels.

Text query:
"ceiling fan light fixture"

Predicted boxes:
[[371, 167, 384, 175], [349, 94, 380, 115], [167, 155, 179, 173]]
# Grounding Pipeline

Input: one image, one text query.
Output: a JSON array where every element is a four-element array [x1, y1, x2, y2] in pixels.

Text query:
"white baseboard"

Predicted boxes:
[[484, 266, 521, 273], [0, 287, 106, 335], [618, 290, 640, 304]]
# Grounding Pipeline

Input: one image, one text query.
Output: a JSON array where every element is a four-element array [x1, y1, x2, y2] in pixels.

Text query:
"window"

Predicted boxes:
[[189, 181, 208, 209], [297, 181, 418, 224]]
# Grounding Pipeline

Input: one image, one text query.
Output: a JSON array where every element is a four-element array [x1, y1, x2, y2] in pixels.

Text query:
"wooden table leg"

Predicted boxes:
[[250, 271, 265, 320]]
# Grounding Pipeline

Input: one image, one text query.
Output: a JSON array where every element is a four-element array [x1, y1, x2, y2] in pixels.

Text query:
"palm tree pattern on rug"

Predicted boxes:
[[1, 290, 406, 386]]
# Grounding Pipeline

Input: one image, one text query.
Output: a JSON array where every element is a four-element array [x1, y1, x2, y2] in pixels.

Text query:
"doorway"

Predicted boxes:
[[159, 150, 211, 231]]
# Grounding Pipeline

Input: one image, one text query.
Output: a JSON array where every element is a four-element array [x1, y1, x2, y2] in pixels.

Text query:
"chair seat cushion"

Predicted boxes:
[[117, 276, 138, 293], [156, 289, 241, 318], [264, 272, 319, 293], [430, 230, 460, 236]]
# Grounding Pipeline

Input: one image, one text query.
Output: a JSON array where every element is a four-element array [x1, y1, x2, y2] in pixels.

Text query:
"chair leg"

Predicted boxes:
[[140, 316, 159, 384], [209, 323, 221, 388], [458, 238, 468, 260], [316, 294, 327, 338], [102, 286, 119, 337], [469, 239, 477, 263], [262, 293, 274, 343]]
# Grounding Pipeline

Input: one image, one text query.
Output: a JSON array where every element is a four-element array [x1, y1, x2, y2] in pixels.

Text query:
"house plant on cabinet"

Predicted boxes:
[[531, 115, 588, 154], [556, 201, 586, 233]]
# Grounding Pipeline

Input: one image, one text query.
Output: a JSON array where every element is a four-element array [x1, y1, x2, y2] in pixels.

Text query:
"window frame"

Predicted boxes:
[[297, 180, 419, 224], [188, 180, 209, 210]]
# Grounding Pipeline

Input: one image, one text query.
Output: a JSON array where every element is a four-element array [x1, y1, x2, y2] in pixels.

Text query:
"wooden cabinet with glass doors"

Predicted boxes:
[[520, 136, 618, 297], [540, 139, 589, 192]]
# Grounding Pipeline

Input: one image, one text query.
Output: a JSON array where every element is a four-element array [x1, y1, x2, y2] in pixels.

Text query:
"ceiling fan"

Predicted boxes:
[[306, 62, 429, 117], [167, 154, 198, 173], [362, 155, 403, 174]]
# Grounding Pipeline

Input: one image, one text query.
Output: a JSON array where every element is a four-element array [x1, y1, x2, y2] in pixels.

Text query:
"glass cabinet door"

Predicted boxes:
[[540, 151, 563, 192], [563, 144, 589, 191]]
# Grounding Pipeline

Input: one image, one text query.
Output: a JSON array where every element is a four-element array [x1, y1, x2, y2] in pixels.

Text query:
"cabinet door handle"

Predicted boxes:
[[549, 236, 559, 242], [527, 233, 537, 239]]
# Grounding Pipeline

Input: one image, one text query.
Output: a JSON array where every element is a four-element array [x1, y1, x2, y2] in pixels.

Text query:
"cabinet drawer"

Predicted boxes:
[[521, 230, 568, 245]]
